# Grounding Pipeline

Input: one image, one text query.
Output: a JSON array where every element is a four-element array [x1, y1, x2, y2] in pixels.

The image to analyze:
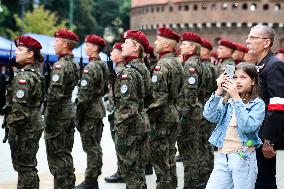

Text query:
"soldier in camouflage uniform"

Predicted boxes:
[[179, 32, 204, 189], [5, 36, 45, 189], [232, 42, 249, 65], [216, 39, 236, 76], [147, 27, 183, 189], [198, 38, 217, 185], [75, 35, 109, 189], [44, 29, 80, 189], [105, 43, 126, 183], [114, 30, 149, 189]]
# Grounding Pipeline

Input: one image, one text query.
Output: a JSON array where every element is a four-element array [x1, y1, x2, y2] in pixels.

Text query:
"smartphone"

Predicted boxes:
[[225, 65, 235, 80]]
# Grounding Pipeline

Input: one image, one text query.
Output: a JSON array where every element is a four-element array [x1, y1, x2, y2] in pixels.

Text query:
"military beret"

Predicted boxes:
[[14, 36, 42, 50], [278, 48, 284, 54], [85, 34, 106, 47], [157, 27, 180, 42], [218, 39, 236, 50], [146, 44, 154, 54], [234, 43, 248, 53], [123, 30, 149, 51], [180, 32, 202, 44], [201, 38, 213, 50], [113, 42, 122, 51], [210, 51, 218, 58], [54, 28, 79, 42]]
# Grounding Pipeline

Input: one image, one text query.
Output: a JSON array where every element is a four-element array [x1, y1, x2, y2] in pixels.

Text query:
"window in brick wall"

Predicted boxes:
[[232, 2, 238, 10], [275, 3, 281, 11], [242, 3, 248, 10], [202, 4, 207, 10], [193, 4, 198, 10], [184, 4, 189, 11], [222, 3, 228, 10], [211, 4, 217, 10], [169, 6, 173, 12], [263, 4, 269, 10], [250, 4, 256, 11]]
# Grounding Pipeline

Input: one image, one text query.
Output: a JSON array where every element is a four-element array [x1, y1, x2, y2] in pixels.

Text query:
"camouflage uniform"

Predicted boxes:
[[114, 58, 147, 189], [108, 63, 125, 178], [148, 52, 183, 189], [198, 59, 216, 183], [6, 64, 44, 189], [179, 54, 203, 188], [76, 57, 109, 182], [44, 55, 79, 189], [216, 57, 235, 76], [132, 59, 153, 183]]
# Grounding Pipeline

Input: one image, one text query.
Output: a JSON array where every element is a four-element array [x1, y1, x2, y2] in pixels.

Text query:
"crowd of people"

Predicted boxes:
[[0, 24, 283, 189]]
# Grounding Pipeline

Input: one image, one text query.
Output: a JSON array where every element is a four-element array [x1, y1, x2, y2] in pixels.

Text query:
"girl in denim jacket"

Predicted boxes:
[[203, 62, 265, 189]]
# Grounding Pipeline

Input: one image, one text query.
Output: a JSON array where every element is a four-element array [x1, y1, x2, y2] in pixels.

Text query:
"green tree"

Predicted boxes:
[[7, 5, 67, 39]]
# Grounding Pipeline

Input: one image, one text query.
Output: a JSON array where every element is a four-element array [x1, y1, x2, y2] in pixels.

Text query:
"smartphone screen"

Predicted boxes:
[[225, 65, 235, 80]]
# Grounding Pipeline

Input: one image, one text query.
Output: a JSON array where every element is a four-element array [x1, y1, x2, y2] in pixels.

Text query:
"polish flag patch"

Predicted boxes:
[[83, 69, 89, 74], [155, 66, 161, 71], [19, 79, 27, 84], [189, 68, 196, 73], [54, 65, 62, 69], [121, 74, 128, 80]]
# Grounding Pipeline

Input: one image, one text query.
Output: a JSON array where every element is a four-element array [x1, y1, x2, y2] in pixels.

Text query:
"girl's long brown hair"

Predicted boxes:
[[223, 62, 260, 103]]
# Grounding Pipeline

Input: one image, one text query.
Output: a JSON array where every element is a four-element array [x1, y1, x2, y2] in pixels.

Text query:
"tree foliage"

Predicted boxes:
[[7, 5, 67, 39]]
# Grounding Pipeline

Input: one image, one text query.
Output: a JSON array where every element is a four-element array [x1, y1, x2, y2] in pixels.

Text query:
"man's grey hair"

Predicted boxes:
[[251, 24, 275, 47]]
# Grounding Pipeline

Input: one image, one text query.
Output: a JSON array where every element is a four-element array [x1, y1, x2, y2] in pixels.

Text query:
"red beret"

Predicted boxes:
[[157, 27, 180, 42], [278, 48, 284, 54], [234, 43, 248, 53], [218, 39, 236, 50], [85, 34, 106, 46], [54, 29, 79, 42], [146, 44, 154, 54], [210, 51, 218, 58], [180, 32, 202, 44], [123, 30, 149, 51], [113, 42, 122, 51], [14, 36, 42, 50], [201, 38, 213, 50]]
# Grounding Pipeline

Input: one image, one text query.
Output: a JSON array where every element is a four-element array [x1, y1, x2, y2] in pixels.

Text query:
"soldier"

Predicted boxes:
[[44, 29, 80, 189], [216, 39, 236, 76], [178, 32, 204, 189], [276, 48, 284, 62], [199, 38, 216, 185], [232, 42, 249, 65], [75, 35, 109, 189], [114, 30, 149, 189], [5, 36, 45, 189], [105, 42, 126, 183], [147, 27, 182, 189]]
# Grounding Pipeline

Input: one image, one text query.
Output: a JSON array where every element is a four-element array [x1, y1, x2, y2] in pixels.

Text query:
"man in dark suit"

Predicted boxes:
[[246, 24, 284, 189]]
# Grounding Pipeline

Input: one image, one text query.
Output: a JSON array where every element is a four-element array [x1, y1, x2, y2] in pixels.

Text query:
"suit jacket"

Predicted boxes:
[[257, 51, 284, 149]]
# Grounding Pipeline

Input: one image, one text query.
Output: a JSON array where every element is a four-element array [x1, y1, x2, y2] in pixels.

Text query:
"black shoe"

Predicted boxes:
[[104, 172, 125, 183], [145, 165, 153, 175], [176, 154, 184, 162], [75, 180, 98, 189]]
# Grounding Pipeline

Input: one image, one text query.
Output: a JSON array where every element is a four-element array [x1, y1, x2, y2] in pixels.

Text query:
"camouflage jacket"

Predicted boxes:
[[114, 59, 144, 127], [148, 52, 182, 123], [77, 58, 109, 119], [45, 54, 79, 123], [179, 55, 202, 114], [6, 64, 45, 132], [216, 57, 235, 77], [199, 59, 217, 103]]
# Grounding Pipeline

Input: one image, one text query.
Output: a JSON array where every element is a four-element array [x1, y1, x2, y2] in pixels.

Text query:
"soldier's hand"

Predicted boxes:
[[216, 73, 229, 95]]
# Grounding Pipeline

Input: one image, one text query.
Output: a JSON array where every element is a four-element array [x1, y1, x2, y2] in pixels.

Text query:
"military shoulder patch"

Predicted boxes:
[[121, 74, 128, 80], [155, 66, 161, 71], [54, 65, 62, 69], [83, 69, 89, 74], [18, 79, 27, 84], [188, 68, 196, 73]]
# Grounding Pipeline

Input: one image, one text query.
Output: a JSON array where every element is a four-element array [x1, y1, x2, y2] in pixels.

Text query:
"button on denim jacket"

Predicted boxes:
[[203, 93, 265, 149]]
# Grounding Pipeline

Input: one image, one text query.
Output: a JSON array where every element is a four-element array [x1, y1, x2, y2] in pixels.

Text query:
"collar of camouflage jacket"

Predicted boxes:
[[124, 56, 139, 65], [159, 51, 175, 59], [183, 52, 197, 62]]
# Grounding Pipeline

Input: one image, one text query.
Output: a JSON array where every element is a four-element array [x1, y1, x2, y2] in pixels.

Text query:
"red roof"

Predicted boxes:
[[132, 0, 168, 8]]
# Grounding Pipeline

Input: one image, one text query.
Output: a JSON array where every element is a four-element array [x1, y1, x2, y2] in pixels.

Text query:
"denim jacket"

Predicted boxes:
[[203, 93, 265, 149]]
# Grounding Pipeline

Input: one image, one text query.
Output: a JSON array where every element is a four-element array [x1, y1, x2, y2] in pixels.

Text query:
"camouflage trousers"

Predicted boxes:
[[44, 120, 76, 189], [8, 128, 43, 189], [77, 118, 104, 181], [114, 114, 147, 189], [149, 121, 178, 189], [179, 115, 202, 188], [199, 118, 214, 182], [109, 111, 123, 175]]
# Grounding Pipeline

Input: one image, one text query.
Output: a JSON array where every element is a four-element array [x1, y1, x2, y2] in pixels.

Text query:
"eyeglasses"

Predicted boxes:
[[246, 36, 269, 40]]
